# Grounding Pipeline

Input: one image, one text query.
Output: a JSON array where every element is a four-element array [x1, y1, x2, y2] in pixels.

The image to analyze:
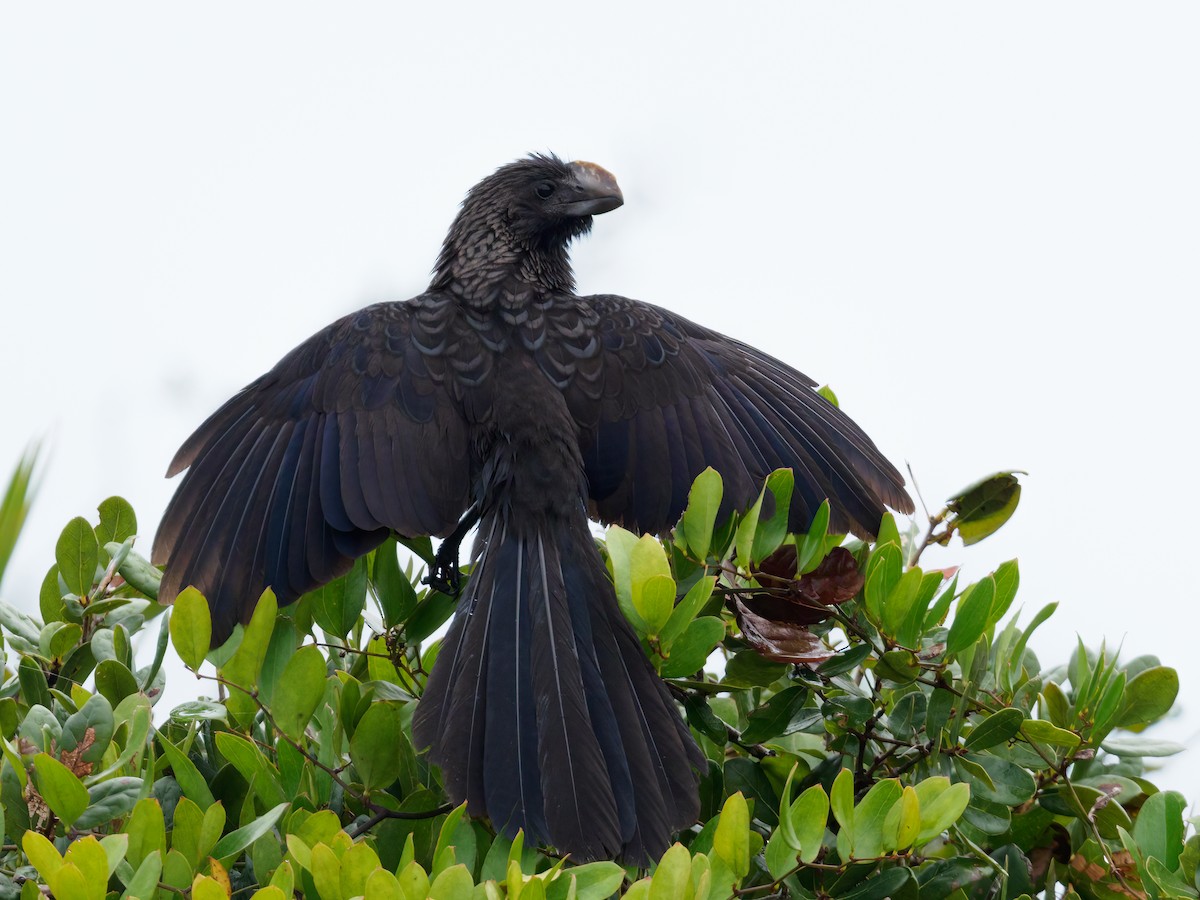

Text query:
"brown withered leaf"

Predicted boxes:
[[742, 546, 864, 627], [733, 598, 836, 664], [24, 779, 52, 835]]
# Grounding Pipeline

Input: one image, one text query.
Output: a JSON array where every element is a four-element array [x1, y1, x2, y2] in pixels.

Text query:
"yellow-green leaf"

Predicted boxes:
[[170, 587, 212, 670]]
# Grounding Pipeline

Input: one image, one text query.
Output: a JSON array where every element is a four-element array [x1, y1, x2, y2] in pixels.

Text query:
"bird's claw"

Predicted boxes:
[[424, 554, 462, 596]]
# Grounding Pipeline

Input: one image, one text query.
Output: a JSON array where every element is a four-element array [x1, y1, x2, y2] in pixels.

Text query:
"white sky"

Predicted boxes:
[[2, 3, 1198, 797]]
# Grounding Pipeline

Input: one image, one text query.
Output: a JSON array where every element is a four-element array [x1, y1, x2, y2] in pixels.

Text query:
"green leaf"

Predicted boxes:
[[56, 516, 99, 598], [946, 471, 1023, 546], [848, 778, 902, 858], [215, 731, 288, 809], [22, 831, 62, 880], [1020, 719, 1081, 749], [963, 707, 1024, 751], [95, 497, 137, 548], [94, 659, 139, 707], [723, 650, 788, 688], [713, 792, 750, 878], [33, 751, 90, 825], [105, 544, 162, 599], [880, 567, 923, 641], [633, 574, 676, 637], [1101, 734, 1188, 758], [682, 468, 723, 559], [659, 616, 724, 679], [789, 784, 830, 864], [427, 863, 474, 900], [350, 701, 404, 791], [308, 555, 368, 638], [829, 768, 854, 830], [916, 781, 971, 844], [60, 693, 114, 764], [211, 802, 289, 861], [272, 645, 328, 741], [734, 488, 764, 567], [123, 851, 164, 900], [170, 587, 212, 670], [372, 538, 418, 627], [557, 862, 624, 900], [795, 501, 831, 574], [751, 469, 794, 564], [220, 588, 277, 726], [862, 543, 902, 624], [74, 776, 143, 829], [124, 797, 166, 869], [659, 575, 716, 651], [1134, 791, 1187, 871], [155, 731, 216, 807], [945, 576, 994, 656], [740, 685, 810, 744], [1116, 666, 1179, 728], [649, 842, 692, 900], [989, 559, 1020, 625]]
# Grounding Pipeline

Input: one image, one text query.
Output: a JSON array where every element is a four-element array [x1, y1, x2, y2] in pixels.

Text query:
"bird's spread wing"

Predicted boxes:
[[153, 296, 472, 642], [556, 294, 913, 538]]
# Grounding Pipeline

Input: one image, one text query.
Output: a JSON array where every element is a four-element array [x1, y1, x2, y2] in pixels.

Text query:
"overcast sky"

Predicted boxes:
[[2, 3, 1198, 796]]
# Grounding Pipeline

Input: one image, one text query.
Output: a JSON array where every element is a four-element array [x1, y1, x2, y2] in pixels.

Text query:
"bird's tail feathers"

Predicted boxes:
[[413, 509, 700, 862]]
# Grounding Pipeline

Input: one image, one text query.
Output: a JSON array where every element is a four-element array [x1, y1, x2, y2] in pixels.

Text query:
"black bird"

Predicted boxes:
[[154, 154, 913, 862]]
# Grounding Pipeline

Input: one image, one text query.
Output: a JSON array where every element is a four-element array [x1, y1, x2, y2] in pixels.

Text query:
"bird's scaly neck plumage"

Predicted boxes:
[[430, 167, 590, 310]]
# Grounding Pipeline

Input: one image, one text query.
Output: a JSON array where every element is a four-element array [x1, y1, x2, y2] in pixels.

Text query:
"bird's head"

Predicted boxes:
[[433, 154, 623, 293]]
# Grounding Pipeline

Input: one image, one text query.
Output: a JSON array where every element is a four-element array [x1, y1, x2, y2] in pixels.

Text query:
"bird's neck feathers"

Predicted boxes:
[[430, 195, 585, 308]]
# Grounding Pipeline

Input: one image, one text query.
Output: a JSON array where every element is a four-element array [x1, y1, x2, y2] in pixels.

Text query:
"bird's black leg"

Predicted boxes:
[[424, 502, 481, 596]]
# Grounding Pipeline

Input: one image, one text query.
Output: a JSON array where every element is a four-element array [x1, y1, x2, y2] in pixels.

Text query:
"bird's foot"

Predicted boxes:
[[424, 551, 462, 596]]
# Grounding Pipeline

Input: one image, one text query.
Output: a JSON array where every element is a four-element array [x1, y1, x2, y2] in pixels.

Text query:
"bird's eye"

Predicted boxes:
[[535, 181, 556, 200]]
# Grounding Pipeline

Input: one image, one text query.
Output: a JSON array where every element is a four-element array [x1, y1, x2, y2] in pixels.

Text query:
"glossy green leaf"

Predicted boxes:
[[963, 707, 1024, 751], [1020, 719, 1081, 749], [659, 575, 716, 651], [740, 685, 810, 744], [59, 693, 114, 765], [713, 792, 750, 878], [155, 731, 216, 806], [916, 781, 971, 844], [220, 588, 277, 726], [830, 768, 854, 830], [124, 797, 167, 869], [272, 645, 328, 741], [95, 496, 137, 548], [350, 701, 404, 791], [649, 842, 692, 900], [659, 616, 724, 679], [1133, 790, 1186, 870], [947, 471, 1023, 546], [74, 776, 143, 829], [1116, 666, 1179, 728], [56, 516, 98, 598], [123, 851, 164, 900], [848, 778, 902, 858], [427, 863, 474, 900], [215, 731, 288, 809], [308, 555, 368, 638], [751, 469, 794, 564], [682, 468, 723, 559], [633, 574, 676, 636], [734, 488, 764, 567], [21, 831, 62, 880], [371, 538, 417, 629], [211, 801, 289, 860], [170, 587, 211, 670], [795, 501, 831, 574], [33, 752, 89, 825], [789, 784, 830, 864], [945, 576, 994, 656]]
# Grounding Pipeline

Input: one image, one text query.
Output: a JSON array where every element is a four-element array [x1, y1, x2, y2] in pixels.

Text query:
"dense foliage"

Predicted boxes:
[[0, 445, 1193, 899]]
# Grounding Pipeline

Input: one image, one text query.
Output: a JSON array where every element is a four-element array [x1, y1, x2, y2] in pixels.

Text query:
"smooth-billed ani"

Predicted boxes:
[[154, 154, 913, 862]]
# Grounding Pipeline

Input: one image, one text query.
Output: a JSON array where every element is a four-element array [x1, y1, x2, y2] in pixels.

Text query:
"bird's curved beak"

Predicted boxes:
[[564, 161, 624, 217]]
